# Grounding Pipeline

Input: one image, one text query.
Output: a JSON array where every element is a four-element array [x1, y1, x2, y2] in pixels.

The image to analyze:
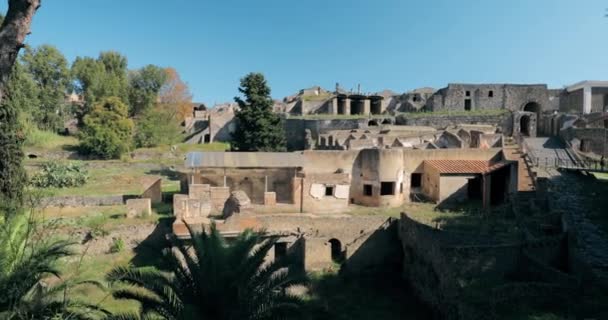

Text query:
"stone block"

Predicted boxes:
[[189, 184, 210, 199], [264, 192, 276, 206], [222, 190, 253, 219], [173, 194, 189, 219], [126, 198, 151, 218]]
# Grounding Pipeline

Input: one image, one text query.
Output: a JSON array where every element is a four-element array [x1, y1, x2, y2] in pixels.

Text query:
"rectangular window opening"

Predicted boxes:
[[363, 184, 373, 196], [488, 90, 494, 98], [380, 182, 395, 196], [325, 186, 334, 196], [465, 90, 471, 97]]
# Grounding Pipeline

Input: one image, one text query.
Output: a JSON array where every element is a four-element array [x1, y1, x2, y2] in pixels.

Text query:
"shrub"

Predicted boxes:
[[30, 162, 89, 188], [109, 237, 125, 253], [79, 97, 133, 159], [134, 107, 183, 148]]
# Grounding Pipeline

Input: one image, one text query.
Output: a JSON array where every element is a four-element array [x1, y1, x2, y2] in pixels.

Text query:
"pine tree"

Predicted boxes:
[[232, 73, 286, 151]]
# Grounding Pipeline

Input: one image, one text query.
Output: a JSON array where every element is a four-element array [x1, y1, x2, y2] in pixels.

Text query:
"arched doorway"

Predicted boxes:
[[520, 115, 531, 136], [523, 102, 541, 114], [328, 238, 344, 263]]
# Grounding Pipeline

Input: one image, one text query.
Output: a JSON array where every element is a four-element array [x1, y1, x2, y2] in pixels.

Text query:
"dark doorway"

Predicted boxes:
[[363, 184, 373, 196], [328, 239, 344, 263], [203, 134, 211, 143], [468, 176, 482, 200], [368, 120, 378, 126], [490, 166, 510, 205], [520, 115, 531, 136], [382, 119, 391, 125], [580, 140, 589, 152], [464, 99, 472, 111], [410, 173, 422, 188], [274, 242, 287, 260], [338, 100, 345, 114]]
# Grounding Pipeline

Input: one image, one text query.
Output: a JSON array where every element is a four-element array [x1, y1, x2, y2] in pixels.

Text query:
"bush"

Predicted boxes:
[[79, 97, 133, 159], [30, 162, 89, 188], [134, 107, 183, 148], [109, 237, 125, 253]]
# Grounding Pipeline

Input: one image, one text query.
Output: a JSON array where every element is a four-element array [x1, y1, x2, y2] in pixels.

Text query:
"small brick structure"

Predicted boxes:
[[264, 192, 277, 206], [126, 198, 152, 218]]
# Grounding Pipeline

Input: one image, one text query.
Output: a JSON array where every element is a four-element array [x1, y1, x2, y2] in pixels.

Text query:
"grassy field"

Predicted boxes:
[[24, 129, 79, 150], [28, 161, 181, 197]]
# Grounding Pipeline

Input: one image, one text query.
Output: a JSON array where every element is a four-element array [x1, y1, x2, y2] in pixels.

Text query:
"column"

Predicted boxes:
[[344, 98, 351, 115], [331, 97, 338, 115], [363, 99, 371, 115], [584, 86, 592, 114]]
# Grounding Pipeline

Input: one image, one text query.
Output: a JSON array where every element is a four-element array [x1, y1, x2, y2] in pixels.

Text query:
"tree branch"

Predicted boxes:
[[0, 0, 41, 103]]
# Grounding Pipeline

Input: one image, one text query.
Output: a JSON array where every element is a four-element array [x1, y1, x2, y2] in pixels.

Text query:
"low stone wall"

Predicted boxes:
[[560, 127, 608, 157], [41, 195, 129, 207], [396, 113, 512, 133]]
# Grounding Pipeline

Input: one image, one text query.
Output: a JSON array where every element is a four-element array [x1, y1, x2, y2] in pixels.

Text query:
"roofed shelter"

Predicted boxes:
[[422, 160, 517, 209]]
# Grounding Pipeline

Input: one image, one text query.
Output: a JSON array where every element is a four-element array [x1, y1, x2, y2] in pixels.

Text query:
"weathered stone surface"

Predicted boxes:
[[41, 195, 125, 207], [126, 198, 151, 218], [141, 177, 162, 204], [189, 184, 210, 199], [264, 192, 276, 206], [222, 190, 253, 219]]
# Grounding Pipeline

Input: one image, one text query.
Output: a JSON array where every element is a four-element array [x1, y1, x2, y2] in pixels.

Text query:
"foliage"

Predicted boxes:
[[157, 68, 193, 122], [30, 162, 89, 189], [21, 45, 71, 132], [106, 224, 306, 320], [79, 97, 134, 159], [128, 65, 167, 117], [5, 61, 41, 123], [0, 213, 106, 319], [232, 72, 286, 151], [0, 101, 26, 217], [109, 238, 125, 254], [134, 107, 183, 148], [71, 51, 129, 117], [23, 127, 79, 150]]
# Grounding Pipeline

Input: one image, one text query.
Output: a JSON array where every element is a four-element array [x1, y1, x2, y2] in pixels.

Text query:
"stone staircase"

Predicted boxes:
[[503, 137, 536, 192]]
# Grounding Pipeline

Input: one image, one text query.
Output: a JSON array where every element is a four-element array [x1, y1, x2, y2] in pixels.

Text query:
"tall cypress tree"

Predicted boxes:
[[232, 73, 286, 152], [0, 87, 26, 215]]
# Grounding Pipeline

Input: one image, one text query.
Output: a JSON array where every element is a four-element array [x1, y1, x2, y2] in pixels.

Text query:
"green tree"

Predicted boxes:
[[106, 225, 306, 320], [134, 107, 183, 148], [232, 73, 286, 151], [128, 64, 167, 116], [21, 45, 71, 131], [79, 97, 134, 159], [0, 63, 32, 215], [0, 214, 105, 319], [72, 51, 129, 117]]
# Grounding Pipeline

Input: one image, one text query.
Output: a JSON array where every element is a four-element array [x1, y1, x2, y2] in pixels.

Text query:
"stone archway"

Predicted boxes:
[[523, 102, 541, 114]]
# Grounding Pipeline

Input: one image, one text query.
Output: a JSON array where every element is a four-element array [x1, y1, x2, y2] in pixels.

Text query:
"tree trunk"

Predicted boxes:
[[0, 0, 41, 103]]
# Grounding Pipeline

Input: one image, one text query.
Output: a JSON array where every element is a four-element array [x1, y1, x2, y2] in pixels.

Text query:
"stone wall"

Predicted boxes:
[[41, 195, 128, 207], [395, 113, 512, 133], [561, 127, 608, 156], [427, 84, 549, 113], [283, 118, 365, 150]]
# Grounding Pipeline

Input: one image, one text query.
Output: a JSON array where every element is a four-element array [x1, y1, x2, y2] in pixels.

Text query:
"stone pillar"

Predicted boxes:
[[344, 98, 351, 115], [292, 177, 303, 212], [363, 99, 371, 115], [331, 97, 338, 115], [379, 99, 386, 114], [264, 192, 276, 206], [584, 86, 592, 114]]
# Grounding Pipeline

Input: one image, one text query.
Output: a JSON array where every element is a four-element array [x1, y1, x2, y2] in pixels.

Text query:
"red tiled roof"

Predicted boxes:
[[424, 160, 510, 175]]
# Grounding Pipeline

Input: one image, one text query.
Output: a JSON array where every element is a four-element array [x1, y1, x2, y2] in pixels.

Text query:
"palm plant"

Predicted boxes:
[[0, 213, 106, 320], [106, 224, 307, 320]]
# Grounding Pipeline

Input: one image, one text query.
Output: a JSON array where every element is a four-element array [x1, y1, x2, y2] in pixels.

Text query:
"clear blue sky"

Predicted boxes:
[[2, 0, 608, 104]]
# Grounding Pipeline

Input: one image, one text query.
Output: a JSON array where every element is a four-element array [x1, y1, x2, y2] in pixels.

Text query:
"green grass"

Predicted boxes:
[[137, 142, 230, 154], [24, 128, 79, 150]]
